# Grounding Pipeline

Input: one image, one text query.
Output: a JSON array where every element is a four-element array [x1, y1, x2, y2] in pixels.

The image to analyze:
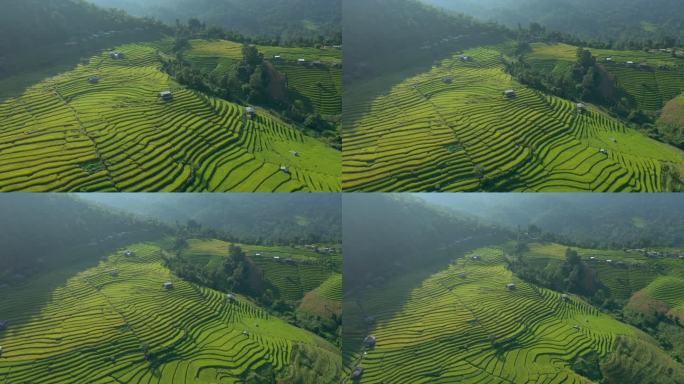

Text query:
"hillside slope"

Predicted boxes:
[[0, 194, 165, 282], [422, 194, 684, 248], [0, 243, 342, 383], [422, 0, 684, 44], [343, 45, 684, 192], [79, 193, 342, 244], [87, 0, 341, 43], [0, 43, 341, 192], [344, 246, 684, 383]]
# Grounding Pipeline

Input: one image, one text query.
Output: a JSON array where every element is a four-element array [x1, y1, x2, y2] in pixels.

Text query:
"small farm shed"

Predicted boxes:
[[124, 250, 135, 257], [503, 89, 516, 98], [443, 76, 453, 84], [576, 103, 586, 112], [111, 270, 119, 277], [298, 58, 306, 64], [471, 255, 481, 260], [561, 294, 570, 302], [599, 148, 608, 155], [245, 106, 256, 117], [159, 91, 173, 101], [110, 52, 124, 60], [350, 367, 364, 380], [242, 330, 249, 336], [363, 335, 377, 348], [226, 293, 236, 302], [163, 282, 173, 290], [506, 283, 516, 290], [88, 76, 99, 84], [280, 165, 290, 174], [289, 150, 299, 157], [461, 55, 473, 62]]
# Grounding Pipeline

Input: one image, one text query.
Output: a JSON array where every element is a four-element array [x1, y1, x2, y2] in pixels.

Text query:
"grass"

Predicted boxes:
[[344, 246, 662, 383], [0, 242, 342, 383], [0, 42, 341, 192], [343, 45, 684, 192]]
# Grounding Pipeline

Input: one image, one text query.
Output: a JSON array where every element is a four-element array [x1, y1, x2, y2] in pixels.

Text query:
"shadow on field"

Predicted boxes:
[[0, 234, 160, 340], [342, 34, 505, 132], [0, 32, 164, 102]]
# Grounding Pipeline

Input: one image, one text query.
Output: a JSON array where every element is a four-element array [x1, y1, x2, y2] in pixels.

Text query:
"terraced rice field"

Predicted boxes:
[[186, 40, 342, 116], [522, 243, 684, 302], [0, 43, 340, 192], [0, 243, 342, 383], [528, 43, 684, 113], [183, 239, 342, 302], [343, 46, 684, 192], [344, 247, 655, 383]]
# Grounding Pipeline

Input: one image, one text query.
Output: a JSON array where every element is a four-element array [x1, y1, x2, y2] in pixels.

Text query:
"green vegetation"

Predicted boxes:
[[0, 194, 166, 282], [0, 242, 342, 383], [167, 238, 342, 346], [0, 43, 340, 192], [659, 93, 684, 147], [0, 0, 167, 102], [86, 0, 341, 44], [343, 46, 684, 191], [424, 0, 684, 47], [80, 194, 342, 245], [345, 246, 679, 383], [173, 38, 342, 147], [343, 194, 684, 383]]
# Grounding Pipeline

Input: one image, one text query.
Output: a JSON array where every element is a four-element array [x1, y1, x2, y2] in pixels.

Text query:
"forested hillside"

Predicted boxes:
[[0, 0, 165, 98], [423, 0, 684, 46], [344, 0, 507, 82], [423, 194, 684, 248], [80, 194, 342, 244], [0, 0, 161, 55], [0, 195, 166, 282], [343, 194, 511, 289], [87, 0, 341, 43]]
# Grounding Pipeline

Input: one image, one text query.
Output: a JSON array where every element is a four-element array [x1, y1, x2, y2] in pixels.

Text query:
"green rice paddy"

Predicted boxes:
[[0, 242, 342, 383], [0, 42, 340, 192]]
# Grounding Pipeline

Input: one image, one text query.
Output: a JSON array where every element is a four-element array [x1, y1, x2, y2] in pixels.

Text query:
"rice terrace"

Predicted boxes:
[[343, 0, 684, 192], [342, 194, 684, 384], [0, 28, 341, 192], [343, 45, 684, 192], [345, 245, 684, 383], [0, 243, 342, 383]]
